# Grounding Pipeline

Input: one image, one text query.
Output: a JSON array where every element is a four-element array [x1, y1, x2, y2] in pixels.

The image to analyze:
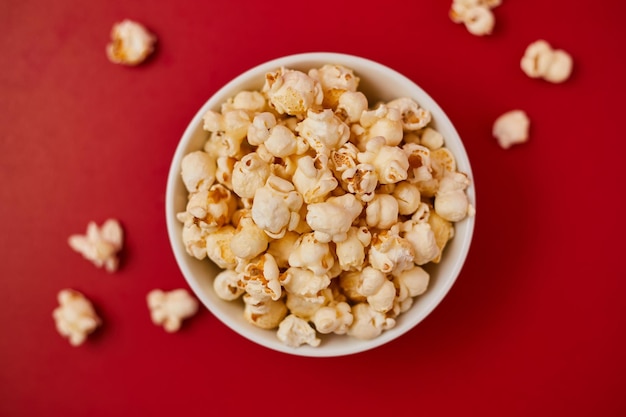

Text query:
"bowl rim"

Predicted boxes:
[[165, 52, 476, 357]]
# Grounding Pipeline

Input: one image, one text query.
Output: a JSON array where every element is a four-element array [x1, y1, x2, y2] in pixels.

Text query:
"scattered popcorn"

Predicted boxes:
[[176, 64, 474, 347], [68, 219, 123, 272], [449, 0, 500, 36], [147, 289, 199, 332], [493, 109, 530, 149], [53, 289, 101, 346], [106, 19, 156, 66], [521, 40, 573, 83]]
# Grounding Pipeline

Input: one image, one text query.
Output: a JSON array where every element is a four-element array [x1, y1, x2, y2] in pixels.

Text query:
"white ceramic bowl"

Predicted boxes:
[[166, 52, 475, 357]]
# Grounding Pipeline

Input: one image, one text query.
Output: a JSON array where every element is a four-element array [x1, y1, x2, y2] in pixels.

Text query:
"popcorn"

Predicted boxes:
[[251, 175, 303, 239], [357, 136, 409, 184], [358, 104, 404, 146], [106, 19, 155, 66], [263, 68, 324, 118], [449, 0, 499, 36], [493, 109, 530, 149], [68, 219, 123, 272], [147, 289, 199, 332], [296, 108, 350, 153], [347, 303, 395, 340], [292, 154, 338, 204], [521, 40, 573, 83], [243, 294, 288, 329], [53, 289, 101, 346], [180, 150, 216, 193], [277, 315, 321, 347], [305, 193, 363, 243], [176, 64, 474, 347], [213, 269, 245, 301]]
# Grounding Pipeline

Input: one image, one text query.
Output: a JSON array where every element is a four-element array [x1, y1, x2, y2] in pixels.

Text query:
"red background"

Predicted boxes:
[[2, 0, 625, 415]]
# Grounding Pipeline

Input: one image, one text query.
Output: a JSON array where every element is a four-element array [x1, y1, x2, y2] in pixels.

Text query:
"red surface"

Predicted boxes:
[[2, 0, 625, 415]]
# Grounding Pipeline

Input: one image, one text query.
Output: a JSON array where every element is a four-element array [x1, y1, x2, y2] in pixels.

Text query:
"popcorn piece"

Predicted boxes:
[[185, 184, 237, 231], [366, 279, 396, 313], [521, 40, 573, 83], [180, 150, 216, 193], [264, 125, 307, 158], [404, 143, 433, 184], [68, 219, 123, 272], [147, 289, 199, 333], [366, 194, 399, 230], [213, 269, 245, 301], [277, 314, 321, 347], [393, 265, 430, 300], [427, 211, 455, 263], [420, 127, 444, 150], [296, 109, 350, 153], [336, 91, 369, 124], [386, 97, 432, 131], [215, 156, 236, 190], [369, 224, 415, 274], [282, 267, 331, 299], [305, 193, 363, 243], [231, 152, 271, 199], [434, 172, 472, 222], [288, 233, 335, 276], [247, 112, 277, 146], [229, 212, 270, 261], [493, 109, 530, 149], [392, 182, 421, 216], [238, 253, 282, 301], [292, 154, 338, 204], [401, 216, 440, 266], [53, 289, 101, 346], [263, 68, 324, 118], [341, 163, 378, 202], [335, 226, 372, 271], [450, 0, 498, 36], [357, 136, 409, 185], [222, 90, 267, 115], [286, 292, 328, 320], [205, 225, 238, 269], [106, 19, 155, 66], [359, 104, 404, 146], [347, 303, 395, 340], [311, 301, 353, 335], [251, 175, 303, 239], [309, 64, 360, 108], [266, 231, 299, 269], [243, 294, 288, 329]]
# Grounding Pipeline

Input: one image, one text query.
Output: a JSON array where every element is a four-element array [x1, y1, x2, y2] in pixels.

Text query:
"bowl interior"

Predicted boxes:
[[166, 52, 475, 357]]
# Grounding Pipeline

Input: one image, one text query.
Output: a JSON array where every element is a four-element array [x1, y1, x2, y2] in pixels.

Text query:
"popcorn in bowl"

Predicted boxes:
[[166, 53, 476, 357]]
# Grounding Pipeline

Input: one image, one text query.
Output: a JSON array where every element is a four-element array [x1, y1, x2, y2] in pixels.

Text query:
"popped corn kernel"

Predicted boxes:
[[521, 40, 573, 83], [68, 219, 123, 272], [147, 289, 199, 333], [277, 314, 321, 347], [493, 109, 530, 149], [53, 289, 101, 346], [106, 19, 155, 66]]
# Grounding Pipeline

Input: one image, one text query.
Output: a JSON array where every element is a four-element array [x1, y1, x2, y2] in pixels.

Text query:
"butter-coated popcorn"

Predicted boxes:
[[213, 269, 245, 301], [296, 108, 350, 153], [251, 175, 303, 239], [277, 315, 321, 347], [288, 233, 335, 276], [68, 219, 123, 272], [359, 104, 404, 146], [243, 294, 287, 329], [347, 303, 395, 340], [53, 289, 101, 346], [292, 154, 338, 204], [177, 64, 474, 347], [369, 224, 415, 274], [386, 97, 432, 132], [264, 68, 324, 118], [311, 301, 353, 335], [450, 0, 499, 37], [493, 109, 530, 149], [521, 40, 573, 83], [358, 136, 409, 184], [147, 289, 199, 333], [335, 226, 372, 271], [106, 19, 155, 66], [180, 150, 217, 193], [305, 193, 363, 243]]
